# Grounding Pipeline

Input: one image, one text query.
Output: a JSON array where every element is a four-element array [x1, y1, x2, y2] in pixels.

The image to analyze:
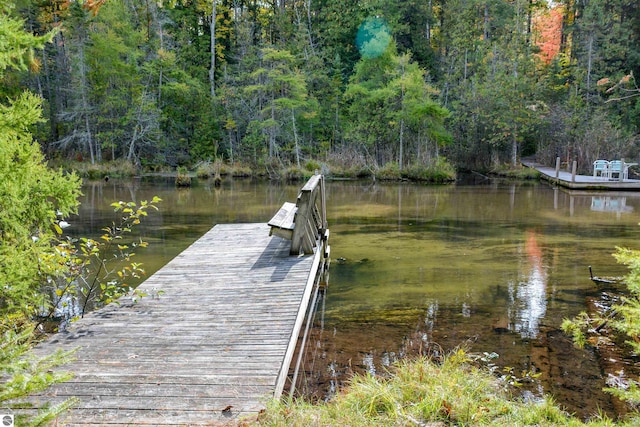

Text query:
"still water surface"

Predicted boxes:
[[73, 176, 640, 419]]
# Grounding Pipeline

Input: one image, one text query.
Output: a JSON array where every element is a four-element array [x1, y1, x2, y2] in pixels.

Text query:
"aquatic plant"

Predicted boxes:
[[175, 166, 192, 187], [563, 245, 640, 407], [252, 350, 634, 426]]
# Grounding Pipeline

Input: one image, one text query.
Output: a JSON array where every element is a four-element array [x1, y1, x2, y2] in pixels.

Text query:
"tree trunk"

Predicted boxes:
[[399, 118, 404, 171], [484, 3, 490, 40], [78, 42, 95, 164], [426, 0, 432, 41], [306, 0, 314, 54], [526, 0, 533, 43], [399, 58, 406, 171], [42, 46, 56, 148], [158, 19, 164, 104], [269, 104, 276, 159], [512, 133, 518, 167], [228, 127, 234, 163], [291, 108, 300, 168], [209, 0, 216, 98], [586, 32, 594, 104], [127, 127, 138, 163]]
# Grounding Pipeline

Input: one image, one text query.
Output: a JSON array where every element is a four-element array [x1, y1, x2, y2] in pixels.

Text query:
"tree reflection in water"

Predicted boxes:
[[510, 230, 548, 339]]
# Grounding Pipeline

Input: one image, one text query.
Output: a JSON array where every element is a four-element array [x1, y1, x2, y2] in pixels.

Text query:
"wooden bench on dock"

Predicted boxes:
[[268, 173, 329, 258]]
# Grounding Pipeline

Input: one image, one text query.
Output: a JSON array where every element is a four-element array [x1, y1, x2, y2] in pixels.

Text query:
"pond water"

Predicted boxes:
[[71, 176, 640, 419]]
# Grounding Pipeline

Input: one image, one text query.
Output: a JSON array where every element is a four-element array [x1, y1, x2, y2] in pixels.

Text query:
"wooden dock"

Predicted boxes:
[[19, 177, 329, 426], [523, 159, 640, 190]]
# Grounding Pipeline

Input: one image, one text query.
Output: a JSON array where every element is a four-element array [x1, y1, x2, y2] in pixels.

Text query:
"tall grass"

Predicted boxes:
[[491, 164, 542, 180], [374, 158, 456, 182], [252, 351, 637, 426], [54, 160, 138, 179]]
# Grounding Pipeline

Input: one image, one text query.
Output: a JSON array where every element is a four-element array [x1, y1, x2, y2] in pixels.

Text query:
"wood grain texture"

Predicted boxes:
[[22, 223, 320, 426]]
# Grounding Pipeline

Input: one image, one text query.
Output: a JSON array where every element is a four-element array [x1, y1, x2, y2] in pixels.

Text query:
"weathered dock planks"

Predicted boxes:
[[21, 223, 323, 426]]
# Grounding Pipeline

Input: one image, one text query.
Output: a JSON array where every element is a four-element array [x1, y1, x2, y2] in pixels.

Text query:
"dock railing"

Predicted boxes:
[[268, 173, 329, 257], [271, 173, 330, 398], [291, 173, 327, 255]]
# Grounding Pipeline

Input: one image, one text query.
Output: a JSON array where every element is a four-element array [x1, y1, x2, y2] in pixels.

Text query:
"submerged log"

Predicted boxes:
[[589, 266, 624, 287]]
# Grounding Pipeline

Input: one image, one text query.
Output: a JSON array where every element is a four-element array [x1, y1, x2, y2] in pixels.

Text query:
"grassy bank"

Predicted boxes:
[[251, 351, 637, 426], [50, 157, 457, 183]]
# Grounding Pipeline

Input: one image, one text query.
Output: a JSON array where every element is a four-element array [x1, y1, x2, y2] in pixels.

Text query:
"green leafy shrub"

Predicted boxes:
[[195, 159, 228, 179], [284, 166, 316, 181], [374, 158, 457, 182], [304, 159, 321, 172], [284, 166, 305, 181], [230, 164, 253, 177], [63, 160, 138, 179], [39, 197, 162, 322], [562, 245, 640, 406], [403, 157, 456, 183], [195, 161, 215, 179], [376, 162, 401, 180], [491, 164, 541, 180], [0, 9, 82, 423], [175, 166, 191, 187]]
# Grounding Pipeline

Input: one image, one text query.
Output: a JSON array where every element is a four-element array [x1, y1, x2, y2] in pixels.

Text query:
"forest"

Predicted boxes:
[[4, 0, 640, 175], [4, 2, 640, 424]]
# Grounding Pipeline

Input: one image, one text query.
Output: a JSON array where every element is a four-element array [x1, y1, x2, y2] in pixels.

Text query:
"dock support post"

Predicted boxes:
[[571, 160, 577, 183], [555, 157, 560, 179]]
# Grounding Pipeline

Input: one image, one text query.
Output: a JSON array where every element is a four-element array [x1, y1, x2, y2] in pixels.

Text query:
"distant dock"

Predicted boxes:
[[522, 159, 640, 190], [17, 176, 330, 426]]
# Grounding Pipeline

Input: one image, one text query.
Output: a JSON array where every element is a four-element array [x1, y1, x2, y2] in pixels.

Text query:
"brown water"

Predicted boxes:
[[71, 175, 640, 419]]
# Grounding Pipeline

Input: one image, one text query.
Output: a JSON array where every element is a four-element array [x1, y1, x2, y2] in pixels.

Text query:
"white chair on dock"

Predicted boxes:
[[608, 160, 631, 181], [593, 160, 609, 178], [609, 160, 622, 180]]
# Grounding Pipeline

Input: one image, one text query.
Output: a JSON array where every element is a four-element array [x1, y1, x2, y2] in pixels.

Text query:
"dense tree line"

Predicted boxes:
[[3, 2, 640, 422], [4, 0, 640, 173]]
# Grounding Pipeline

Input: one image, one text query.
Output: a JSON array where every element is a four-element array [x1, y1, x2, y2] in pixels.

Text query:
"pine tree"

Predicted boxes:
[[0, 2, 81, 424]]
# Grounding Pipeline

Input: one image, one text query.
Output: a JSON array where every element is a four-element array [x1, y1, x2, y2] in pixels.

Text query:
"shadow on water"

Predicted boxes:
[[71, 176, 640, 420]]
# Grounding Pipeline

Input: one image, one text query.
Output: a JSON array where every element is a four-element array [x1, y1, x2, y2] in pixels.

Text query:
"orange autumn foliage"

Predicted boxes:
[[533, 6, 564, 64], [45, 0, 106, 19]]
